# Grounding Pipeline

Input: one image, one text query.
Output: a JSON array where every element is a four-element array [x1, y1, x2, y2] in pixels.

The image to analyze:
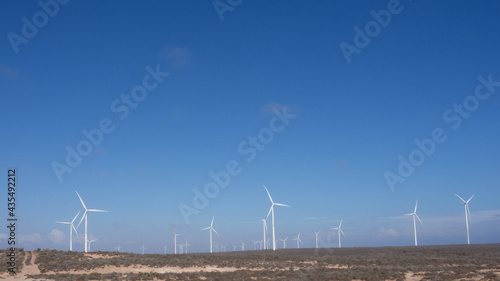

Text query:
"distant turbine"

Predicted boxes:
[[252, 240, 259, 250], [202, 216, 219, 253], [405, 201, 423, 246], [314, 229, 322, 249], [178, 243, 184, 254], [163, 243, 168, 254], [332, 220, 345, 248], [88, 239, 97, 252], [55, 211, 80, 251], [75, 191, 108, 253], [261, 219, 268, 250], [140, 243, 146, 254], [174, 233, 179, 254], [292, 232, 302, 249], [279, 237, 288, 249], [241, 241, 247, 251], [116, 245, 121, 252], [263, 185, 290, 251], [184, 239, 190, 254], [455, 194, 474, 244]]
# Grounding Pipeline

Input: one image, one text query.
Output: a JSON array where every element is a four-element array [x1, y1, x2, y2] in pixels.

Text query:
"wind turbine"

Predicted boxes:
[[75, 191, 107, 253], [184, 239, 190, 254], [279, 237, 288, 249], [455, 194, 474, 244], [332, 220, 345, 248], [261, 219, 268, 250], [56, 211, 80, 251], [292, 232, 302, 249], [263, 185, 290, 251], [202, 216, 218, 253], [163, 243, 168, 254], [252, 240, 259, 250], [140, 243, 146, 254], [174, 233, 179, 254], [116, 245, 121, 252], [88, 239, 97, 252], [314, 229, 322, 249], [405, 201, 423, 246], [241, 241, 247, 251]]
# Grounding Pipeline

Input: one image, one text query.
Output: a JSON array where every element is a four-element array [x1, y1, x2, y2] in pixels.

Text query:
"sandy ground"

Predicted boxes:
[[2, 252, 498, 280]]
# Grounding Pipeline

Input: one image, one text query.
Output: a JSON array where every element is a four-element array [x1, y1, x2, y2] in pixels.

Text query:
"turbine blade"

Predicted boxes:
[[405, 213, 414, 216], [467, 194, 474, 203], [467, 205, 472, 222], [454, 194, 466, 203], [339, 220, 343, 228], [72, 225, 79, 238], [213, 228, 219, 236], [202, 227, 210, 230], [414, 201, 418, 213], [71, 211, 81, 224], [75, 191, 87, 210], [263, 185, 274, 203], [211, 216, 214, 227], [56, 221, 70, 224], [415, 214, 423, 225], [76, 211, 87, 229], [274, 203, 290, 207], [88, 209, 108, 212], [340, 229, 345, 236], [266, 206, 273, 220]]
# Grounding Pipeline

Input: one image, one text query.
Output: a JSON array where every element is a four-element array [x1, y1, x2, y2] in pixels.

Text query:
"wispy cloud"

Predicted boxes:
[[48, 229, 65, 244], [378, 228, 399, 237], [19, 233, 43, 244]]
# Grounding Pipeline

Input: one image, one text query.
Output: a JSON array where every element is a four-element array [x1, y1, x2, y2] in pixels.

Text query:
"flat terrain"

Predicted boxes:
[[1, 244, 500, 280]]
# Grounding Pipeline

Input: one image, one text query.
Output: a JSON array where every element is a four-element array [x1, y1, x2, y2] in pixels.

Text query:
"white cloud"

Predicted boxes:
[[48, 229, 66, 244], [379, 228, 399, 237], [19, 233, 42, 244]]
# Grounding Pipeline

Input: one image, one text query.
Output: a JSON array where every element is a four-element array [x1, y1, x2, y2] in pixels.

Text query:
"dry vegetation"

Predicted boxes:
[[1, 244, 499, 280]]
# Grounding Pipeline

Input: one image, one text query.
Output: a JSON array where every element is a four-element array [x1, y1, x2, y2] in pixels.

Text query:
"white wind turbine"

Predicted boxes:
[[455, 194, 474, 244], [405, 201, 423, 246], [252, 240, 259, 250], [332, 220, 345, 248], [174, 233, 179, 254], [263, 185, 290, 251], [140, 243, 146, 254], [184, 239, 190, 254], [292, 232, 302, 249], [241, 241, 247, 251], [279, 237, 288, 249], [88, 239, 97, 252], [163, 243, 168, 254], [314, 229, 322, 249], [55, 211, 80, 251], [75, 191, 108, 253], [202, 216, 218, 253], [261, 219, 268, 250], [116, 245, 121, 252]]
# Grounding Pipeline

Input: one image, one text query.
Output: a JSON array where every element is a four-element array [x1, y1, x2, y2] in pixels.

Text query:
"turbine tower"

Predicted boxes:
[[163, 243, 168, 254], [184, 239, 190, 254], [140, 243, 146, 254], [314, 229, 321, 249], [263, 185, 290, 251], [202, 216, 218, 253], [75, 191, 107, 253], [405, 201, 423, 246], [174, 233, 179, 254], [241, 241, 247, 251], [55, 211, 80, 251], [332, 220, 345, 248], [292, 232, 302, 249], [116, 245, 121, 252], [279, 237, 288, 249], [455, 194, 474, 244], [88, 239, 97, 252], [261, 219, 268, 250]]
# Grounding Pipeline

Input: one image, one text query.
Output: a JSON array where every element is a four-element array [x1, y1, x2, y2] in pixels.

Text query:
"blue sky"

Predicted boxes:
[[1, 0, 499, 253]]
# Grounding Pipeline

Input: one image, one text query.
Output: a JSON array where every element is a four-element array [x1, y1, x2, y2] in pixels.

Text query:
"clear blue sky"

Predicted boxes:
[[1, 1, 499, 253]]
